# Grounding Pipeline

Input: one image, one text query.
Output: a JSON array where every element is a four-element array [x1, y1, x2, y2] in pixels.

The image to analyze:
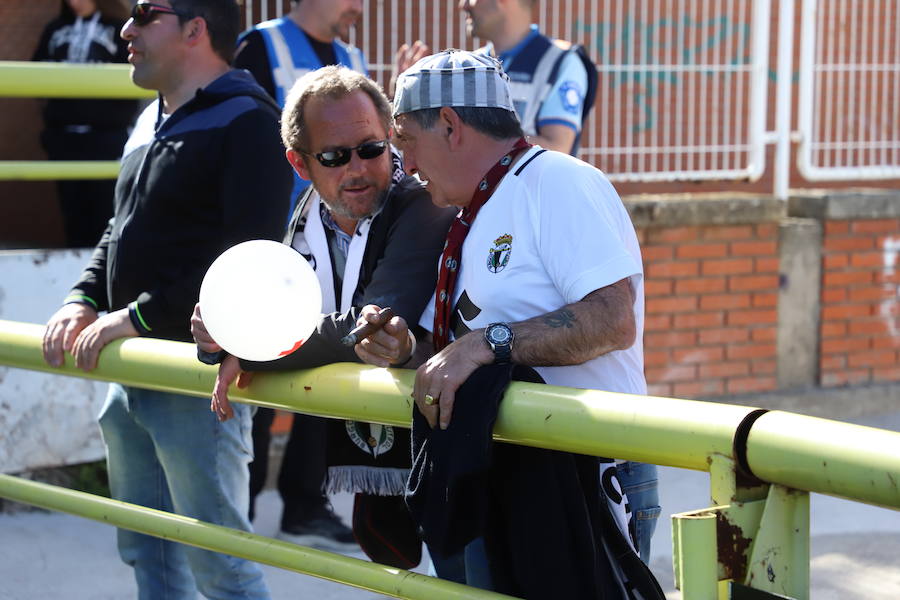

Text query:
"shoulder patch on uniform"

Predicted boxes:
[[558, 81, 583, 115]]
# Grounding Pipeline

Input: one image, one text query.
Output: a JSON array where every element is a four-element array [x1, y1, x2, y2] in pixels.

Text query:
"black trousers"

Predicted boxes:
[[249, 408, 328, 527]]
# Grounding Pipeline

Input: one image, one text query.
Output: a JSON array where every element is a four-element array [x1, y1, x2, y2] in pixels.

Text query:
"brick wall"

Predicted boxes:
[[637, 223, 780, 399], [819, 218, 900, 387]]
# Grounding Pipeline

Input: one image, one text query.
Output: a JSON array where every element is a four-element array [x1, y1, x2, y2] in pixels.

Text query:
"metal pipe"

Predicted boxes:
[[0, 320, 751, 472], [774, 0, 795, 200], [0, 474, 513, 600], [0, 61, 154, 99], [0, 161, 119, 181]]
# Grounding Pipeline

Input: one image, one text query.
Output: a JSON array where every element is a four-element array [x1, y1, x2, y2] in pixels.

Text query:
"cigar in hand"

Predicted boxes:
[[340, 307, 395, 347]]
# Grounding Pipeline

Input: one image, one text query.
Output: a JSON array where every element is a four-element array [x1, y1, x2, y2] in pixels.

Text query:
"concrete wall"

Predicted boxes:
[[0, 250, 108, 474]]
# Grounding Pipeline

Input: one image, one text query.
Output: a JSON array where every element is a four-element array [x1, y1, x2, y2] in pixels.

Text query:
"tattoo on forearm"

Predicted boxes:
[[543, 308, 577, 329]]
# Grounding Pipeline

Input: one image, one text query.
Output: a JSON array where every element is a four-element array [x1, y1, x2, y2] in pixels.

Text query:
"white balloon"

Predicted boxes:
[[199, 240, 322, 361]]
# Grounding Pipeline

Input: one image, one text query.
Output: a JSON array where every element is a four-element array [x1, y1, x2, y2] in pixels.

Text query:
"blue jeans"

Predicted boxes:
[[616, 461, 661, 563], [98, 384, 269, 599]]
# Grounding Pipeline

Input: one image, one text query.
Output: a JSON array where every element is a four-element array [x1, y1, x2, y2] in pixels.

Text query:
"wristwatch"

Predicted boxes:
[[484, 322, 514, 364]]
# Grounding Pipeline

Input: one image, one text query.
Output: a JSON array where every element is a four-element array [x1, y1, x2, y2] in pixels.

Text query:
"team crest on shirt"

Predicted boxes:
[[345, 421, 395, 458], [487, 234, 512, 273]]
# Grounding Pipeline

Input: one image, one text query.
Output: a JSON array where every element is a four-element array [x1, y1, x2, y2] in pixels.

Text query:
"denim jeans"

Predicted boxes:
[[98, 384, 269, 599], [616, 461, 661, 563]]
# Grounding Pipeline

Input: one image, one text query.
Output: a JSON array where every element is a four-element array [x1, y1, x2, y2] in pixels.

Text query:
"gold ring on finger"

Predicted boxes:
[[424, 394, 436, 406]]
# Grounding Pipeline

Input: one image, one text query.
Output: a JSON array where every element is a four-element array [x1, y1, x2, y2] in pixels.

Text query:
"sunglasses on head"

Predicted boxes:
[[305, 139, 390, 168], [131, 2, 189, 26]]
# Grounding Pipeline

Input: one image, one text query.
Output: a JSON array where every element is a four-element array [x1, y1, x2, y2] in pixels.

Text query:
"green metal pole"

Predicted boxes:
[[0, 161, 120, 181], [0, 319, 754, 471], [0, 61, 154, 99], [672, 510, 719, 599], [0, 474, 515, 600]]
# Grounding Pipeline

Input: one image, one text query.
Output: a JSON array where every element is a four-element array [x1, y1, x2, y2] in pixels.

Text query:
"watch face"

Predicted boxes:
[[488, 324, 512, 345]]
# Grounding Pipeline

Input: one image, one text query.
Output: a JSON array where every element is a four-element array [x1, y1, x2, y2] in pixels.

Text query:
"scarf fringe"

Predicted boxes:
[[326, 466, 409, 496]]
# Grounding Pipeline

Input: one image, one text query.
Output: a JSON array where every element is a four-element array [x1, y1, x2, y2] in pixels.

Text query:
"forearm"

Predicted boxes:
[[509, 278, 636, 367]]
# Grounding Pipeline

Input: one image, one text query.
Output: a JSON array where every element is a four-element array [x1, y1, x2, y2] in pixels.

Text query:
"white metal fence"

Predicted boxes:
[[241, 1, 900, 191], [798, 0, 900, 181]]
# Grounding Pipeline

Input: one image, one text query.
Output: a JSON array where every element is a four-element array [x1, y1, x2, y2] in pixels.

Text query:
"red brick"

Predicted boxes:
[[700, 294, 752, 310], [822, 271, 874, 287], [821, 337, 871, 354], [754, 257, 780, 273], [824, 237, 874, 252], [730, 274, 779, 292], [823, 253, 850, 270], [702, 225, 754, 241], [872, 336, 900, 350], [676, 243, 728, 259], [751, 360, 777, 375], [820, 322, 847, 338], [645, 279, 674, 297], [644, 314, 673, 331], [645, 331, 698, 348], [850, 287, 894, 302], [726, 343, 776, 360], [821, 288, 848, 304], [644, 350, 671, 367], [847, 350, 898, 368], [825, 221, 850, 235], [727, 376, 777, 394], [821, 370, 871, 387], [646, 383, 673, 397], [821, 304, 872, 320], [673, 347, 725, 364], [820, 355, 847, 371], [727, 309, 777, 326], [646, 260, 700, 279], [699, 328, 751, 344], [851, 219, 900, 234], [675, 277, 727, 294], [873, 365, 900, 382], [731, 240, 778, 256], [751, 327, 777, 342], [851, 252, 889, 269], [875, 270, 900, 285], [646, 295, 698, 314], [673, 380, 725, 398], [702, 257, 754, 276], [755, 224, 778, 238], [752, 292, 778, 308], [645, 364, 698, 383], [641, 245, 675, 262], [699, 361, 750, 378], [647, 226, 702, 244], [673, 312, 725, 329]]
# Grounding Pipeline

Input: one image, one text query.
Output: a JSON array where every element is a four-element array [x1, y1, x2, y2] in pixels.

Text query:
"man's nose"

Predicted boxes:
[[121, 18, 137, 41]]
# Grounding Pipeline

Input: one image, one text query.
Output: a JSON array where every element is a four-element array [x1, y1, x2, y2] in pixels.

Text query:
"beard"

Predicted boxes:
[[321, 178, 389, 222]]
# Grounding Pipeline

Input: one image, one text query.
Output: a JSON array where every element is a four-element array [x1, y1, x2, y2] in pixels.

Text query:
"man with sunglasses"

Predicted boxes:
[[230, 0, 371, 551], [190, 65, 455, 568], [42, 1, 292, 598]]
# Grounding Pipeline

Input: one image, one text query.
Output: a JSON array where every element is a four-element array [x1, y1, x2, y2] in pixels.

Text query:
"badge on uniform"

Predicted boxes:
[[487, 234, 513, 273], [558, 81, 583, 115]]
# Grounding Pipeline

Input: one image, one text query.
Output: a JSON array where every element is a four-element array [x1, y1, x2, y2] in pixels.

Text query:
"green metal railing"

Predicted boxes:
[[0, 61, 152, 181], [2, 319, 900, 599]]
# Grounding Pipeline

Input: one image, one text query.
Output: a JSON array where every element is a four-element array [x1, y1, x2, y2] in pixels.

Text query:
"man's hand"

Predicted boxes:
[[191, 302, 222, 353], [413, 331, 493, 430], [43, 303, 99, 367], [71, 307, 138, 372], [211, 354, 254, 422], [389, 41, 430, 97], [353, 304, 414, 368]]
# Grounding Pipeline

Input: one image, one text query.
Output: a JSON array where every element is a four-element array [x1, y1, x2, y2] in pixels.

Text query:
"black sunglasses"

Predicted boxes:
[[131, 2, 189, 26], [304, 139, 390, 168]]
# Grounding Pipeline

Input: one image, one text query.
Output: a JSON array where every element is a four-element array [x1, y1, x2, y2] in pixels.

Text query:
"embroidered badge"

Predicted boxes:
[[345, 421, 395, 458], [558, 81, 583, 115], [487, 234, 512, 273]]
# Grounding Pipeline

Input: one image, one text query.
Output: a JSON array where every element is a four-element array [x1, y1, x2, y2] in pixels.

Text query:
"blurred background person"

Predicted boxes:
[[32, 0, 138, 248]]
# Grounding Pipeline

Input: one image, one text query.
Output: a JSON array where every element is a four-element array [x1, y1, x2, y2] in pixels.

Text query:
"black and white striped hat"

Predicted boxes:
[[392, 49, 515, 117]]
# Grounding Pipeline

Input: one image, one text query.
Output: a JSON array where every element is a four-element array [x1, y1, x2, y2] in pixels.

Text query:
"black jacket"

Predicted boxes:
[[240, 175, 455, 371], [69, 70, 294, 342]]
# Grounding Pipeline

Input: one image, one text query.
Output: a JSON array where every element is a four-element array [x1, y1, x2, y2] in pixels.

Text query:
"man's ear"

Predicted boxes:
[[438, 106, 463, 150], [183, 16, 207, 47], [286, 148, 311, 181]]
